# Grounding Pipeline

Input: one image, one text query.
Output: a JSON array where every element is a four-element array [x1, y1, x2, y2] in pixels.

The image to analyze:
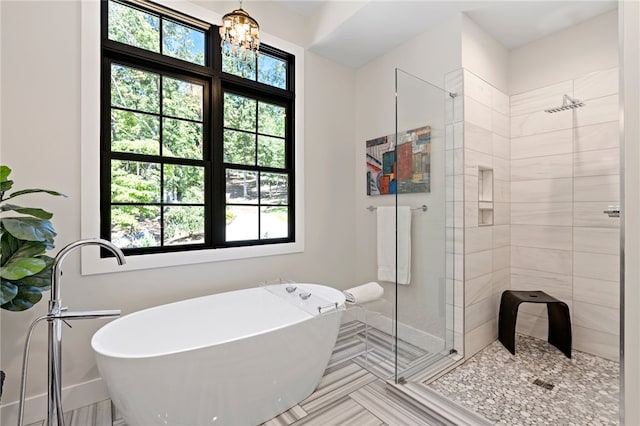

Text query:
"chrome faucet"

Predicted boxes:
[[17, 238, 126, 426]]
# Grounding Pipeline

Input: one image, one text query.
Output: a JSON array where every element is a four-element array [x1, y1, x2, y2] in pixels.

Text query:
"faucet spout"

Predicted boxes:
[[51, 238, 125, 304]]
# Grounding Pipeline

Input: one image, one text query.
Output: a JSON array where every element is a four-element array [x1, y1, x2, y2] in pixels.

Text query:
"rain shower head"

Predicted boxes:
[[544, 94, 585, 113]]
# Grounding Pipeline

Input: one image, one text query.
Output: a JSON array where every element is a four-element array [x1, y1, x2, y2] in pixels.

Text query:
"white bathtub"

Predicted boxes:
[[91, 283, 345, 426]]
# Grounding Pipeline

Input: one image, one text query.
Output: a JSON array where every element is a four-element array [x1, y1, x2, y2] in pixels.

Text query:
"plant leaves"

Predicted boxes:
[[0, 240, 47, 268], [0, 279, 18, 304], [0, 257, 46, 280], [1, 217, 56, 243], [0, 204, 53, 219], [1, 285, 43, 311], [5, 188, 67, 201], [0, 231, 21, 266], [19, 256, 53, 289], [0, 180, 13, 192], [0, 166, 11, 182]]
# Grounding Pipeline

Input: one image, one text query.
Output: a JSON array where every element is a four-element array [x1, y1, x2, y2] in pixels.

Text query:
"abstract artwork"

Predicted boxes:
[[366, 125, 431, 195]]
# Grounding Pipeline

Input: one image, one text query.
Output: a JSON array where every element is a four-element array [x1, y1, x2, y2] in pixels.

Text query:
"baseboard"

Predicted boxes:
[[0, 377, 109, 425]]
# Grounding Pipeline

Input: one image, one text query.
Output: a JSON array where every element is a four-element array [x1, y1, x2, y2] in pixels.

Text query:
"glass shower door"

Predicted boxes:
[[394, 68, 460, 382]]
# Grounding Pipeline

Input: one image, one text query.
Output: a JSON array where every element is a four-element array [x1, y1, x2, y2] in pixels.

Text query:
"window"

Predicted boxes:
[[101, 0, 295, 256]]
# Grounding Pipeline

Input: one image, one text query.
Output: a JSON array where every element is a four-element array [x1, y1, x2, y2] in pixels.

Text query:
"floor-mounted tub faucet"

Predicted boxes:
[[17, 238, 126, 426]]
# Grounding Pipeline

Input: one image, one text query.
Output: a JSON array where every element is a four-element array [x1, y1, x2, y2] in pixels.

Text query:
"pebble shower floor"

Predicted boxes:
[[429, 333, 620, 425]]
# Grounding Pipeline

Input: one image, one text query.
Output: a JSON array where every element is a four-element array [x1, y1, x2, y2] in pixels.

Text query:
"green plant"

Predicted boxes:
[[0, 165, 65, 311]]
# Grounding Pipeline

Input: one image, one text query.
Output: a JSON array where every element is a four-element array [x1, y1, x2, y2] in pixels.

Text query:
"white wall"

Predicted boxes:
[[0, 1, 356, 422], [509, 10, 619, 95], [353, 15, 462, 342], [461, 14, 509, 94], [621, 1, 640, 424]]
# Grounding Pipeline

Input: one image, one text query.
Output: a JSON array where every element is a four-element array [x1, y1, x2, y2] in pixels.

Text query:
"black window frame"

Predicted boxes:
[[100, 0, 296, 256]]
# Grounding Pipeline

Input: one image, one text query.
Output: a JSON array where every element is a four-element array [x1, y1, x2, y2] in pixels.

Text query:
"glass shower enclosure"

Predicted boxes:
[[392, 68, 462, 382]]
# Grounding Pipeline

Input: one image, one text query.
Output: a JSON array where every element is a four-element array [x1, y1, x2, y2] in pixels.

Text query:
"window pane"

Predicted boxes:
[[257, 136, 285, 168], [226, 169, 258, 204], [226, 206, 258, 241], [258, 54, 287, 89], [260, 172, 288, 205], [222, 45, 257, 80], [111, 64, 160, 113], [224, 93, 256, 131], [162, 77, 203, 121], [108, 1, 160, 53], [111, 160, 161, 203], [162, 19, 205, 65], [164, 206, 205, 245], [111, 109, 160, 155], [258, 102, 285, 137], [162, 118, 202, 159], [261, 206, 288, 239], [111, 205, 161, 248], [163, 164, 204, 204], [224, 130, 255, 165]]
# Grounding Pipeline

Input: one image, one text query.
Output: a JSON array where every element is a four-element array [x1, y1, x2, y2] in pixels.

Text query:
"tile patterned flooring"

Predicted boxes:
[[27, 326, 621, 426]]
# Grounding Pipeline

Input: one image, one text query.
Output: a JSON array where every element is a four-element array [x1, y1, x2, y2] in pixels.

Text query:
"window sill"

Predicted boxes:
[[80, 240, 304, 275]]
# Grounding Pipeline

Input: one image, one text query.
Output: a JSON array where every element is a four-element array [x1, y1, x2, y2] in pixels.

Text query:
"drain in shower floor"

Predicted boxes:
[[533, 378, 555, 390]]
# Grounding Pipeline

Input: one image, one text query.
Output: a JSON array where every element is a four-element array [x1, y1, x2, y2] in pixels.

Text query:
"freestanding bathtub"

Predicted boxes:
[[91, 283, 345, 426]]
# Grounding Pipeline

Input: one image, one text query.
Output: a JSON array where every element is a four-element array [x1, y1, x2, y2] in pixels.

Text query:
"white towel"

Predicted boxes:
[[377, 206, 411, 285], [344, 282, 384, 304]]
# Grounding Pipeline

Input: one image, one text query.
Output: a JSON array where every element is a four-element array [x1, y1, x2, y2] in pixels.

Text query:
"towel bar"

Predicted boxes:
[[366, 205, 427, 212]]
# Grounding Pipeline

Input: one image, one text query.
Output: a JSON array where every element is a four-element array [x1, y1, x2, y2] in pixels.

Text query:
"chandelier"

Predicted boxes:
[[219, 1, 260, 59]]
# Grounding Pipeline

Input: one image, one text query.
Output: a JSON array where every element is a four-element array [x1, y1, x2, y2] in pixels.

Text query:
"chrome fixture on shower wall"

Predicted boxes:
[[544, 94, 585, 113]]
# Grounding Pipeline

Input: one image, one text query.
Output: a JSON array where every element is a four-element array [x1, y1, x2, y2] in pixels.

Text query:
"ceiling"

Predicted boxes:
[[273, 0, 617, 68]]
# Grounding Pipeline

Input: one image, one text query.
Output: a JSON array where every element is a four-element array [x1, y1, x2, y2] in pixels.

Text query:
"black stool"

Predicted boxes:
[[498, 290, 572, 358]]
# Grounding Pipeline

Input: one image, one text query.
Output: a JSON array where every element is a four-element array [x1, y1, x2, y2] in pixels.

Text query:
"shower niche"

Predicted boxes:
[[478, 166, 493, 226]]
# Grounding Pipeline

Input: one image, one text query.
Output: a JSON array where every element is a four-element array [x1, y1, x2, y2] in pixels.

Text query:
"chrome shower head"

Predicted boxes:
[[544, 94, 585, 113]]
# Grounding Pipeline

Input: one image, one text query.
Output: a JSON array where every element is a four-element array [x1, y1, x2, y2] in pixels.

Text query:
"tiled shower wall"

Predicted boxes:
[[509, 68, 620, 361], [451, 70, 511, 358]]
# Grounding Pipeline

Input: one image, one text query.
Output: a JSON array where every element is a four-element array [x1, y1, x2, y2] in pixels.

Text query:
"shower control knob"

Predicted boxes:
[[299, 292, 311, 300], [603, 205, 620, 218]]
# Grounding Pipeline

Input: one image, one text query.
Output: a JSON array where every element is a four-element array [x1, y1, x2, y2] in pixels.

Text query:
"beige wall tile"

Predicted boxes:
[[493, 224, 510, 248], [494, 202, 510, 225], [511, 202, 572, 226], [574, 148, 619, 177], [573, 276, 619, 309], [573, 325, 619, 361], [574, 94, 618, 127], [511, 129, 573, 160], [511, 154, 572, 181], [491, 86, 509, 116], [511, 109, 572, 138], [465, 226, 493, 254], [493, 246, 510, 272], [573, 301, 619, 335], [510, 80, 573, 117], [465, 249, 493, 280], [511, 224, 572, 250], [573, 227, 619, 255], [511, 268, 573, 300], [465, 319, 498, 358], [492, 133, 510, 160], [466, 295, 496, 332], [465, 272, 492, 307], [574, 251, 619, 281], [574, 175, 620, 202], [465, 96, 492, 132], [465, 122, 493, 154], [463, 70, 493, 107], [511, 178, 572, 203], [511, 246, 572, 275], [574, 202, 621, 228], [574, 121, 619, 152], [492, 110, 509, 138]]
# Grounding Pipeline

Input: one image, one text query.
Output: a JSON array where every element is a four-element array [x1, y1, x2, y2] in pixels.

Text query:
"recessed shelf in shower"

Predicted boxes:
[[478, 167, 493, 226]]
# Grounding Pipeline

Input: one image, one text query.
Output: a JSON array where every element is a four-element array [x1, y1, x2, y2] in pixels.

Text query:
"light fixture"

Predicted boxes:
[[219, 1, 260, 60]]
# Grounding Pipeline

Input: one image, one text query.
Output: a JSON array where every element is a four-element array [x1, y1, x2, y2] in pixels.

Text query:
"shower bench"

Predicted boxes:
[[498, 290, 572, 358]]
